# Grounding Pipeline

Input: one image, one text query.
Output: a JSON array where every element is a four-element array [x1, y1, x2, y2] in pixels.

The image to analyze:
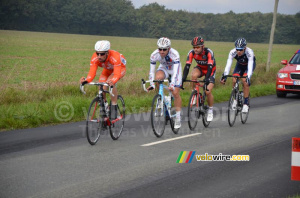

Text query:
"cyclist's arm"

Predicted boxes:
[[205, 52, 214, 80], [224, 50, 235, 75], [86, 62, 99, 83], [149, 56, 156, 87], [182, 50, 194, 81], [246, 48, 255, 79]]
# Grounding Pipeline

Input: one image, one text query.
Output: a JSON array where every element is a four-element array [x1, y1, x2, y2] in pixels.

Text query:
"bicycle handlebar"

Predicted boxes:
[[141, 79, 169, 92], [80, 82, 114, 96], [224, 75, 247, 78]]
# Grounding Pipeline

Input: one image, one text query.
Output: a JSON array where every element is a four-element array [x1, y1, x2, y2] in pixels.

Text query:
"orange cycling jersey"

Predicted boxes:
[[86, 50, 126, 84]]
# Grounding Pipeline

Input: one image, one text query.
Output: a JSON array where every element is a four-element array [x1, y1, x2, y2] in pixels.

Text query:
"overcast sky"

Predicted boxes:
[[130, 0, 300, 15]]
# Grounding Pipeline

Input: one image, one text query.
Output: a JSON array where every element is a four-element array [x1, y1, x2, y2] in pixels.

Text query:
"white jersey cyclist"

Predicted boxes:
[[149, 48, 182, 89], [223, 47, 256, 79]]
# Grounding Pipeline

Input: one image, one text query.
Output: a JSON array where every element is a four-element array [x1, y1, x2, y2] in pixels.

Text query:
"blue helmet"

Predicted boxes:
[[235, 38, 247, 49]]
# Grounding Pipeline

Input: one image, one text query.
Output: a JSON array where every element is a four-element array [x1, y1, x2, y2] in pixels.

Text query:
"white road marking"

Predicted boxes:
[[141, 133, 202, 146]]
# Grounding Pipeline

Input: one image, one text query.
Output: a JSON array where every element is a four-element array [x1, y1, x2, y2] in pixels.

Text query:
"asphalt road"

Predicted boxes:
[[0, 94, 300, 198]]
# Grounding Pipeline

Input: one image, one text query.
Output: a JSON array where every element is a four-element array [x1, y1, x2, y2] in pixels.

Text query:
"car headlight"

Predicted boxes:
[[277, 73, 288, 79]]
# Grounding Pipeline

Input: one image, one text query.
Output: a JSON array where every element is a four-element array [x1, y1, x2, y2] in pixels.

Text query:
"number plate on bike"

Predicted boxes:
[[294, 80, 300, 85]]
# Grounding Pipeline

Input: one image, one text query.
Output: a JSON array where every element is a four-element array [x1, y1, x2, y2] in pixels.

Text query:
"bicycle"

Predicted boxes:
[[225, 75, 250, 127], [80, 82, 125, 145], [183, 79, 211, 130], [141, 79, 179, 137]]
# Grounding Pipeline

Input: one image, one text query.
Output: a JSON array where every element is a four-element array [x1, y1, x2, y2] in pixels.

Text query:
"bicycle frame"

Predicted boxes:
[[141, 79, 174, 118], [184, 79, 208, 112]]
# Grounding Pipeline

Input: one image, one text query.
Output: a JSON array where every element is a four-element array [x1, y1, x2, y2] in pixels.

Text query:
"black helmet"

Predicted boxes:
[[235, 38, 247, 49], [191, 36, 204, 46]]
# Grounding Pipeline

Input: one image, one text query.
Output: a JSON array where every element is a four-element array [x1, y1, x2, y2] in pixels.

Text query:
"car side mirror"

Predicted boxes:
[[281, 60, 287, 65]]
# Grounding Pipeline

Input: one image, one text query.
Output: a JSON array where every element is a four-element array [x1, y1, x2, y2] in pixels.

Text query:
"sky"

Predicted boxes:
[[130, 0, 300, 15]]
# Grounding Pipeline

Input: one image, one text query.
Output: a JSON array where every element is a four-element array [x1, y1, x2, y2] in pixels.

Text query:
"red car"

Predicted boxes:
[[276, 49, 300, 97]]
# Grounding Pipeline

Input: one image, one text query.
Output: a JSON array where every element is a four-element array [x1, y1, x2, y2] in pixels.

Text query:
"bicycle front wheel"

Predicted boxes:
[[109, 95, 125, 140], [86, 97, 103, 145], [228, 90, 237, 127], [187, 90, 199, 130], [151, 94, 166, 137], [240, 93, 250, 124]]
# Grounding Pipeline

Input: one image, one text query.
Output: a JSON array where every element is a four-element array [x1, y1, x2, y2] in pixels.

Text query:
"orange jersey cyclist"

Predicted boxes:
[[220, 37, 256, 113], [182, 36, 216, 122], [147, 37, 182, 129], [80, 40, 126, 118]]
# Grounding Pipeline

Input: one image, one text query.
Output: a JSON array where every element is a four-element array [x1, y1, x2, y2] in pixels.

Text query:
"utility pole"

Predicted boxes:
[[266, 0, 279, 72]]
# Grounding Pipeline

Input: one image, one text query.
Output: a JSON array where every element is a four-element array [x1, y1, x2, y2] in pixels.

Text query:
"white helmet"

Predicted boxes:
[[95, 40, 110, 51], [157, 37, 171, 48]]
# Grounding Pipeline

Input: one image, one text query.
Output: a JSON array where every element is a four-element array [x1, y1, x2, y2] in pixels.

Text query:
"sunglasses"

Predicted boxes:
[[158, 48, 168, 51], [96, 52, 106, 56], [193, 46, 202, 49], [236, 49, 244, 51]]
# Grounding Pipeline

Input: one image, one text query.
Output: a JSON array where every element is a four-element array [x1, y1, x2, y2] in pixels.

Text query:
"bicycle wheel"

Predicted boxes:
[[202, 105, 211, 128], [86, 97, 103, 145], [240, 93, 250, 124], [109, 95, 125, 140], [228, 89, 237, 127], [187, 90, 199, 130], [151, 94, 166, 137]]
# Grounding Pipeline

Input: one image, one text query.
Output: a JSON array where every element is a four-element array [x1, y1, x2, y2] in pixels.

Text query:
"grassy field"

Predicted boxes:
[[0, 30, 299, 131]]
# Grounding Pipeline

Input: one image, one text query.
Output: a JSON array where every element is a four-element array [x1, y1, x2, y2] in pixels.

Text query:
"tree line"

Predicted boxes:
[[1, 0, 299, 44]]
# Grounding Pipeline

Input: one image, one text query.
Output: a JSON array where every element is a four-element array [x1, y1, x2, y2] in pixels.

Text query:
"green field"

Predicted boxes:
[[0, 30, 299, 131]]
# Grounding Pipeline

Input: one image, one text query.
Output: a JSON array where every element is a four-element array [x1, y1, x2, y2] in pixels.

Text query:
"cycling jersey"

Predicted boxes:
[[149, 48, 182, 88], [224, 47, 255, 78], [86, 50, 126, 84], [182, 47, 216, 82]]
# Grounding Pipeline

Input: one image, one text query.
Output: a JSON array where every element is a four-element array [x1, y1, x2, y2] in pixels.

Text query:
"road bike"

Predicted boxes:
[[183, 79, 210, 130], [225, 75, 250, 127], [80, 82, 125, 145], [142, 79, 179, 137]]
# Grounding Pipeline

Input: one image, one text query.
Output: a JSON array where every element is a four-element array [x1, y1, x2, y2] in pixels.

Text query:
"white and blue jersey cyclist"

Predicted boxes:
[[147, 37, 182, 129], [221, 37, 256, 113]]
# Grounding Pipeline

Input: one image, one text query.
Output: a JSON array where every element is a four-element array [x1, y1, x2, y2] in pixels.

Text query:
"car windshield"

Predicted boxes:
[[290, 53, 300, 64]]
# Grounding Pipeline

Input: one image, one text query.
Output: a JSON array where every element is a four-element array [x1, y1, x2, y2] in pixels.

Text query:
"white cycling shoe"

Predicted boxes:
[[242, 104, 249, 113], [207, 111, 213, 122], [174, 117, 181, 129]]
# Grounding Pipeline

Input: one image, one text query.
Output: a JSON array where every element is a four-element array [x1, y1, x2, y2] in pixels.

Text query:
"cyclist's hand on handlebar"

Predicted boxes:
[[220, 74, 227, 84], [246, 76, 251, 86], [205, 78, 210, 86], [147, 86, 154, 91], [80, 77, 86, 84], [106, 79, 115, 86]]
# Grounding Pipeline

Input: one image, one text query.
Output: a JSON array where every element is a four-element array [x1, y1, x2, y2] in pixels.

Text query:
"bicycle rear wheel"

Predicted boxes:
[[151, 94, 166, 137], [109, 95, 125, 140], [187, 90, 199, 130], [240, 93, 250, 124], [228, 90, 237, 127], [86, 97, 103, 145]]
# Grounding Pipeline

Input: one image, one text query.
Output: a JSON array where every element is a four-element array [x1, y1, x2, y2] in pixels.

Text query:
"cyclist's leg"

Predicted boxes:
[[243, 58, 255, 100], [171, 71, 182, 128], [99, 68, 113, 102], [205, 68, 216, 108], [232, 63, 243, 87], [106, 67, 126, 105], [191, 66, 202, 89]]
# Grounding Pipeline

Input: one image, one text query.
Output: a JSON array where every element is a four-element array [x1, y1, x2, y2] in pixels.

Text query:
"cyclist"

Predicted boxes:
[[220, 37, 256, 113], [147, 37, 182, 129], [182, 36, 216, 122], [80, 40, 126, 119]]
